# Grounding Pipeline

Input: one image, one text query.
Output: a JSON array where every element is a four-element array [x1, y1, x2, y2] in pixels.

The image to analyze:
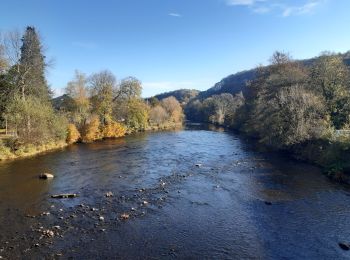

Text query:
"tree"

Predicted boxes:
[[197, 93, 244, 126], [112, 76, 148, 131], [244, 51, 328, 147], [19, 26, 51, 101], [65, 70, 90, 126], [309, 53, 350, 129], [184, 99, 204, 122], [224, 92, 245, 127], [0, 30, 21, 77], [102, 120, 126, 138], [161, 96, 183, 123], [1, 28, 61, 145], [115, 76, 142, 101], [260, 85, 328, 147], [66, 123, 81, 144], [0, 36, 8, 73], [81, 115, 101, 143], [0, 74, 12, 124], [124, 98, 149, 130], [5, 95, 67, 144], [89, 70, 116, 124], [149, 105, 168, 125], [149, 96, 160, 107], [0, 30, 22, 122]]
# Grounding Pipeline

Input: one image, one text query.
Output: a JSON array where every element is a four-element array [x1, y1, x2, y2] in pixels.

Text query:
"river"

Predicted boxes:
[[0, 124, 350, 259]]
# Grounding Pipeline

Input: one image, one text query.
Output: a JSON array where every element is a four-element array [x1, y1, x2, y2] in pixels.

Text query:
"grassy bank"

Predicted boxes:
[[0, 123, 184, 162], [145, 122, 183, 131], [0, 140, 68, 161]]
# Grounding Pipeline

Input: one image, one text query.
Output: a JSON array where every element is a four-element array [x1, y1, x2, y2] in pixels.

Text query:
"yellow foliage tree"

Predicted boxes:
[[66, 123, 81, 144], [102, 121, 126, 138], [161, 96, 184, 123], [81, 115, 101, 143]]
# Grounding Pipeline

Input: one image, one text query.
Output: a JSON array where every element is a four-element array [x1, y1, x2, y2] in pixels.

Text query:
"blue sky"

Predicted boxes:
[[1, 0, 350, 97]]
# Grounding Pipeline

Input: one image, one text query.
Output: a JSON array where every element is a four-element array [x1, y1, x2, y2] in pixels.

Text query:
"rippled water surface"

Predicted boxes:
[[1, 124, 350, 259]]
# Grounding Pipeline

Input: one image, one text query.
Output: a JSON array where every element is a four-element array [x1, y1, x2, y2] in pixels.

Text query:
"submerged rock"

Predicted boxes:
[[120, 213, 130, 220], [42, 229, 55, 238], [39, 173, 54, 179], [105, 191, 113, 197], [339, 242, 350, 251]]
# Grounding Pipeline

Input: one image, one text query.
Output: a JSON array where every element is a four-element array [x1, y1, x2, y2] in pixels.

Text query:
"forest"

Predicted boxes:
[[185, 51, 350, 178], [0, 27, 184, 160]]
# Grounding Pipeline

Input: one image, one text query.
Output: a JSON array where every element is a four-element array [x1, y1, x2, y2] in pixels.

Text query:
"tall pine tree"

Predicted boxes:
[[19, 26, 51, 101]]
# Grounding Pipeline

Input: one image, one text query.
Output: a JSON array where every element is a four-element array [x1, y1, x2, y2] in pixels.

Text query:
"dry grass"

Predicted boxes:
[[0, 141, 68, 161]]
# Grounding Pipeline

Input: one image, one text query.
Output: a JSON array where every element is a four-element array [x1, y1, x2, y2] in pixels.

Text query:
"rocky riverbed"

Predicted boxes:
[[1, 124, 350, 259]]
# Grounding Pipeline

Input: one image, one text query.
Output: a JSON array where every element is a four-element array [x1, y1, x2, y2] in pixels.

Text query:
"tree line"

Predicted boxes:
[[0, 27, 184, 158], [186, 51, 350, 151]]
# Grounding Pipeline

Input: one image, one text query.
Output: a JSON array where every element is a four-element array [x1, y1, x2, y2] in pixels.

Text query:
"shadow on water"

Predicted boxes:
[[0, 123, 350, 258]]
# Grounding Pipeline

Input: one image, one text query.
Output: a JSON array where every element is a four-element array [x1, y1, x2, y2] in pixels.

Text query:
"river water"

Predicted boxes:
[[0, 124, 350, 259]]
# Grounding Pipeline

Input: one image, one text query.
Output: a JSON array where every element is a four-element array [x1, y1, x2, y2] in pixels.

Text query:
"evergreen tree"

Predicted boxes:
[[19, 26, 50, 100]]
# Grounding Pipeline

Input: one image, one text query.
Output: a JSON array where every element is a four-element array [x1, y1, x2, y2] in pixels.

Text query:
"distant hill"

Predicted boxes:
[[148, 89, 200, 105], [52, 94, 73, 110], [197, 69, 255, 100], [196, 51, 350, 100]]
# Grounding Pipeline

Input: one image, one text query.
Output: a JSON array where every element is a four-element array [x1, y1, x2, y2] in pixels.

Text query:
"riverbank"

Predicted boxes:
[[0, 123, 184, 162], [190, 121, 350, 183], [1, 126, 349, 259], [0, 140, 68, 161]]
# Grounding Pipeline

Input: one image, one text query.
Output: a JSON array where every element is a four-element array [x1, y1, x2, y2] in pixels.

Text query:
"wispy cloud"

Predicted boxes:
[[72, 41, 97, 49], [282, 1, 322, 17], [168, 13, 182, 17], [225, 0, 325, 17], [253, 6, 270, 14]]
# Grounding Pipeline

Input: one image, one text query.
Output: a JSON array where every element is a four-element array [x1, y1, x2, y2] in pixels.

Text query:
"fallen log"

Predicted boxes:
[[51, 193, 78, 199]]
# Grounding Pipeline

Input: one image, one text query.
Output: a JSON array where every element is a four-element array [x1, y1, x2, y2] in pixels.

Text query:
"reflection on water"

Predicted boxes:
[[0, 124, 350, 258]]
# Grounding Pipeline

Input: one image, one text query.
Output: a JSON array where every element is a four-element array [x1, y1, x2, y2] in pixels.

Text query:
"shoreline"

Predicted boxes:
[[0, 123, 184, 162], [190, 121, 350, 183], [0, 141, 68, 162]]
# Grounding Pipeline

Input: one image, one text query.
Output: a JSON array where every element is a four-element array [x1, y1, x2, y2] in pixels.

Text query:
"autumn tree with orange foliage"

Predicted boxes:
[[66, 123, 81, 144], [81, 115, 101, 143], [102, 120, 126, 138]]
